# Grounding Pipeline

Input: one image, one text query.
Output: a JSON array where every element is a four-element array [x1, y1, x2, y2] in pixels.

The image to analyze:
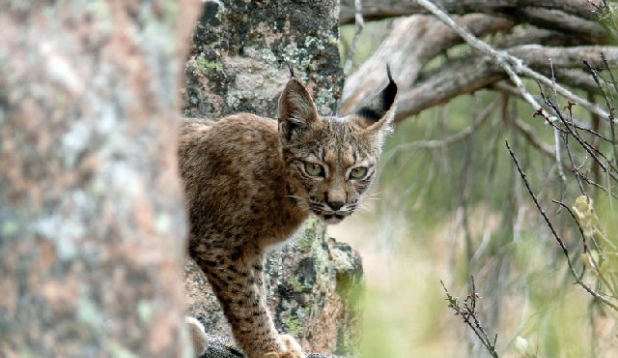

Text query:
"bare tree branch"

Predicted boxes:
[[394, 45, 618, 120], [415, 0, 610, 120], [340, 0, 599, 24], [441, 278, 500, 358], [513, 7, 609, 44], [341, 14, 513, 113]]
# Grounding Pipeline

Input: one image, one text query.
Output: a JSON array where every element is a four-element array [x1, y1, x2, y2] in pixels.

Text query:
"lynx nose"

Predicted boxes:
[[327, 201, 345, 211]]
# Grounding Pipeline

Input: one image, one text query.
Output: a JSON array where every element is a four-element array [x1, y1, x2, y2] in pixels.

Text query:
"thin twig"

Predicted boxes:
[[553, 199, 618, 295], [506, 139, 618, 312], [553, 200, 589, 254], [441, 278, 500, 358], [562, 121, 587, 196], [569, 166, 618, 199], [541, 95, 618, 183], [598, 55, 618, 170]]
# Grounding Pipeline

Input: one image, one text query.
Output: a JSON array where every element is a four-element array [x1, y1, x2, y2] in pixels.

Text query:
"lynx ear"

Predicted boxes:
[[278, 75, 318, 142], [355, 65, 398, 135]]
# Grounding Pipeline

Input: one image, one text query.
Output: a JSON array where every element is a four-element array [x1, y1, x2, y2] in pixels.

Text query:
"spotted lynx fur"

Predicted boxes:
[[179, 67, 397, 357]]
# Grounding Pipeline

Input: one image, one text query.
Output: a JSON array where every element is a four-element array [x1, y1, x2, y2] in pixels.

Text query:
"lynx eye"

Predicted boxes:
[[349, 166, 368, 179], [304, 162, 325, 177]]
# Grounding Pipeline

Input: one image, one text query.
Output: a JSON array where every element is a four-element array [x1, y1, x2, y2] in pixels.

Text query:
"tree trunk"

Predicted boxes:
[[0, 1, 200, 356]]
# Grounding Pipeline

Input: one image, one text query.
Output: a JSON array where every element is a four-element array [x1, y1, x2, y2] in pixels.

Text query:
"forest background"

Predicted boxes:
[[334, 1, 618, 357]]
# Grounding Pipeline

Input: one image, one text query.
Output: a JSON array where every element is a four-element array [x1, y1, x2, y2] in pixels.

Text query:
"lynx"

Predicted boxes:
[[179, 66, 397, 357]]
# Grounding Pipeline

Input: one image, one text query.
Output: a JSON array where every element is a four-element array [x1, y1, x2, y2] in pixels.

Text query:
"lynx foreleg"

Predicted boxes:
[[192, 250, 301, 358]]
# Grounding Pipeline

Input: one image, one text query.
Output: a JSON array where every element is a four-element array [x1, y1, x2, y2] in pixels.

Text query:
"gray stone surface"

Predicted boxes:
[[182, 0, 343, 119]]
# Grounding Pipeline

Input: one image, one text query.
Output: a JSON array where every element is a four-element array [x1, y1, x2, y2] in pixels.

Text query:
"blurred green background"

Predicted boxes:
[[333, 18, 618, 358]]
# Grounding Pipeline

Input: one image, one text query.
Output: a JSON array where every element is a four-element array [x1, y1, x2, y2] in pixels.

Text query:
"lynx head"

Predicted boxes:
[[278, 66, 397, 224]]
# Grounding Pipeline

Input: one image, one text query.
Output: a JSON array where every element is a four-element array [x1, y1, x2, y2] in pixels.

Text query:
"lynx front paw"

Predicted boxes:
[[262, 334, 304, 358], [186, 316, 208, 357], [279, 334, 302, 353]]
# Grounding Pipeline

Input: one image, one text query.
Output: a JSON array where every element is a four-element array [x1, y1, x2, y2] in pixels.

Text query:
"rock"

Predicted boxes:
[[181, 1, 359, 356], [199, 334, 344, 358], [182, 0, 343, 119]]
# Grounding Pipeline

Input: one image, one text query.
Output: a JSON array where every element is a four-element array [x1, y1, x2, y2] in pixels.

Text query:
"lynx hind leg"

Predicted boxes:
[[186, 316, 209, 357], [263, 334, 303, 358]]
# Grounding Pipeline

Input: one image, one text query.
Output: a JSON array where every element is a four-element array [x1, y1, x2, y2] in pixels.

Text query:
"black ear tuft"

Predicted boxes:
[[386, 63, 394, 83], [356, 64, 398, 122]]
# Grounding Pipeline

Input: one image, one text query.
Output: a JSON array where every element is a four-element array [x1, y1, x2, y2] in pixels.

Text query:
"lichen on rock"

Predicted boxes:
[[181, 0, 343, 119]]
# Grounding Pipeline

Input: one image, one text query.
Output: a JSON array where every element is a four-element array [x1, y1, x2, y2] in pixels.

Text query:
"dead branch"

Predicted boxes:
[[340, 0, 598, 24], [394, 45, 618, 120], [341, 14, 513, 114], [513, 7, 609, 44], [416, 0, 610, 121], [342, 0, 615, 126]]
